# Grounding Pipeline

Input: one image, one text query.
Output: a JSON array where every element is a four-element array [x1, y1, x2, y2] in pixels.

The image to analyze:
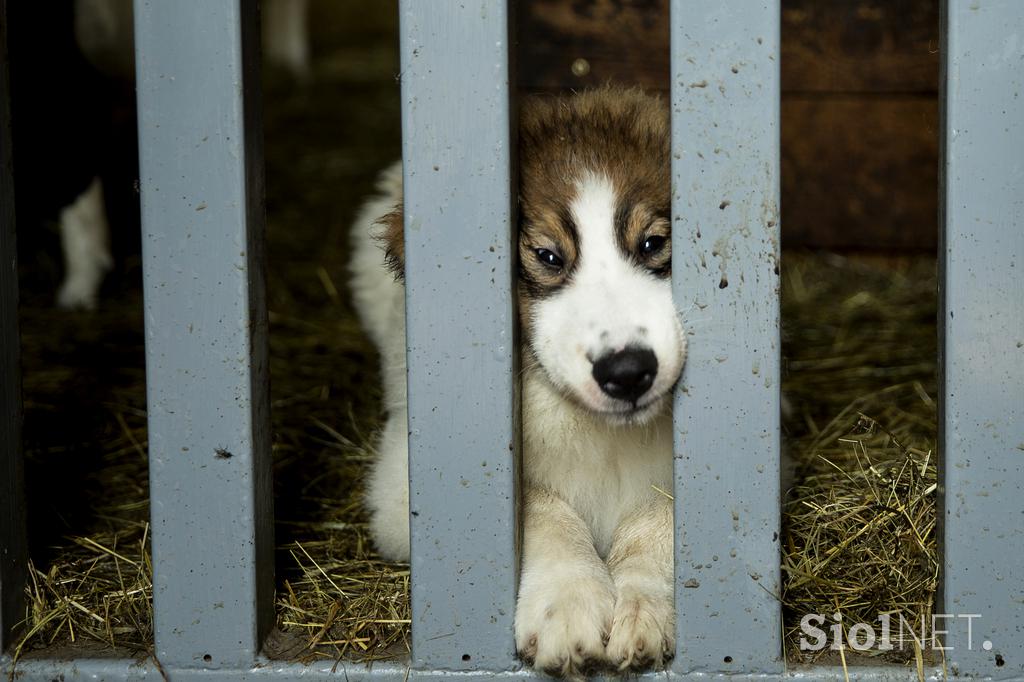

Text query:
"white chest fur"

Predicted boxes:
[[521, 365, 673, 557]]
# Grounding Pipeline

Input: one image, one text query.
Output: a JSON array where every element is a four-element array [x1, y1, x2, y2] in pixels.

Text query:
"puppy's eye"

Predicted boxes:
[[535, 248, 564, 269], [640, 235, 667, 256]]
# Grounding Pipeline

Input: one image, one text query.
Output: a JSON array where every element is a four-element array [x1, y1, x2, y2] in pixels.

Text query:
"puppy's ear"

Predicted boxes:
[[375, 204, 405, 279]]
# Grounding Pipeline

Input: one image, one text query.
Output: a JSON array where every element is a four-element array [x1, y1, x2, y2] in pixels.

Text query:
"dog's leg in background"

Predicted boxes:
[[364, 407, 410, 561], [57, 176, 113, 310], [515, 488, 615, 676], [604, 497, 674, 669], [263, 0, 311, 78]]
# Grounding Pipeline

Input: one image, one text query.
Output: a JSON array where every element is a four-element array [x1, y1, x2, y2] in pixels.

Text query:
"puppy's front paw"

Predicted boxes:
[[605, 584, 674, 671], [515, 573, 615, 678]]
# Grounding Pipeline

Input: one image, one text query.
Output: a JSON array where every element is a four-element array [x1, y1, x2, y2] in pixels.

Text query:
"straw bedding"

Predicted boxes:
[[13, 248, 940, 670], [780, 253, 938, 669]]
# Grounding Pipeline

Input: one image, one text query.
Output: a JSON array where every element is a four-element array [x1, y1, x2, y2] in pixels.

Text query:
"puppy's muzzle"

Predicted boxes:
[[592, 347, 658, 403]]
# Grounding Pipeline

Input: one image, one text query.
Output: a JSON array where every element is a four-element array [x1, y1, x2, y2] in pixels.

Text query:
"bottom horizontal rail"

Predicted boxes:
[[0, 656, 976, 682]]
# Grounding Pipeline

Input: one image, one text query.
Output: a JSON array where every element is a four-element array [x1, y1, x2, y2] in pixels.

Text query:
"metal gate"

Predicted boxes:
[[1, 1, 1022, 679]]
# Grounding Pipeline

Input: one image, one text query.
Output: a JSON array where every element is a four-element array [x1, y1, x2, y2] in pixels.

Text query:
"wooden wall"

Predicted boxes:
[[516, 0, 939, 251]]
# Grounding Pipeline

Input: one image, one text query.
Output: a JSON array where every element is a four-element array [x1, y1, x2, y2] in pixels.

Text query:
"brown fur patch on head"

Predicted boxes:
[[375, 205, 405, 279], [519, 86, 670, 231], [517, 85, 671, 330], [375, 86, 671, 296]]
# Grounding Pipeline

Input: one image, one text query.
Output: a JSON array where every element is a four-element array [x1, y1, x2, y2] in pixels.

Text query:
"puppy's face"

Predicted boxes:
[[377, 88, 686, 423], [518, 88, 686, 425]]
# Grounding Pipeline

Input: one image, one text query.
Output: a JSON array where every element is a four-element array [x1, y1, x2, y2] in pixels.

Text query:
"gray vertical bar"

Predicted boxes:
[[939, 2, 1024, 678], [0, 0, 27, 653], [670, 0, 782, 674], [135, 0, 272, 669], [399, 0, 519, 672]]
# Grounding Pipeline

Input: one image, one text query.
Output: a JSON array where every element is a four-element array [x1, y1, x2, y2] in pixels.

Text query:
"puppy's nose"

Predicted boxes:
[[592, 347, 658, 403]]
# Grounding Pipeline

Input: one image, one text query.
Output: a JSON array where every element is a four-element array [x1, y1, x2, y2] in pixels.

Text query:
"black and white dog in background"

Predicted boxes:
[[350, 87, 685, 677], [8, 0, 309, 309]]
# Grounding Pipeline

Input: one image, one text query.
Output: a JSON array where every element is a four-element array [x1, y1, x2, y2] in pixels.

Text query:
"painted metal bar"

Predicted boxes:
[[0, 0, 28, 654], [670, 0, 783, 674], [134, 0, 273, 669], [0, 656, 970, 682], [938, 1, 1024, 679], [398, 0, 519, 672]]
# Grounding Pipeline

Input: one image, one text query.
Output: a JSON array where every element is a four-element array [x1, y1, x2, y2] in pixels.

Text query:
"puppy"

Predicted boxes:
[[349, 86, 685, 676]]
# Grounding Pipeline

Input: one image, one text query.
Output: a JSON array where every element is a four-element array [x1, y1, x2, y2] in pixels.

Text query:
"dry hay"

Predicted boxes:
[[780, 253, 939, 670], [264, 412, 410, 664], [12, 262, 412, 665], [783, 407, 938, 669], [270, 534, 410, 662], [18, 525, 152, 660], [13, 265, 409, 666], [12, 251, 939, 669], [12, 297, 152, 663]]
